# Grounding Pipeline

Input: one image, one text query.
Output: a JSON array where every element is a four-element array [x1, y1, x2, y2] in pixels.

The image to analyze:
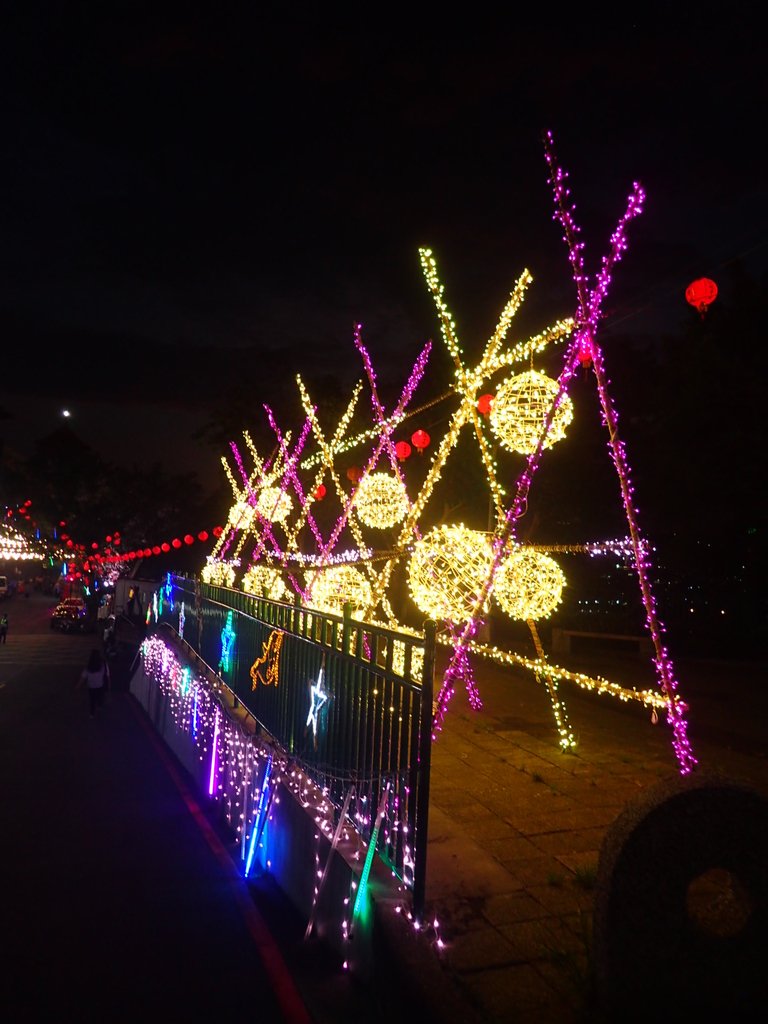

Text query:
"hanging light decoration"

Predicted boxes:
[[408, 523, 493, 624], [685, 277, 718, 318], [256, 486, 293, 524], [411, 429, 430, 454], [306, 564, 372, 616], [346, 466, 363, 484], [313, 484, 327, 501], [492, 547, 566, 620], [477, 394, 494, 416], [489, 369, 574, 455], [353, 472, 409, 529], [395, 440, 412, 461]]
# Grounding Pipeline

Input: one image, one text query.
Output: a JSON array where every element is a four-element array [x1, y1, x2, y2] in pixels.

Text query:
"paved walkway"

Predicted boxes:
[[412, 648, 768, 1022]]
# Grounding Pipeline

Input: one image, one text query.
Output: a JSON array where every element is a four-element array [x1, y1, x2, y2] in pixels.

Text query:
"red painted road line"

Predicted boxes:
[[128, 695, 314, 1024]]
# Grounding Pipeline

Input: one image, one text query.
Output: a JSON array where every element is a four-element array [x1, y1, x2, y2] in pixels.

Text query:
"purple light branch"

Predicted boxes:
[[353, 324, 431, 543], [243, 409, 313, 602], [544, 130, 695, 773], [316, 329, 432, 567], [265, 405, 326, 553]]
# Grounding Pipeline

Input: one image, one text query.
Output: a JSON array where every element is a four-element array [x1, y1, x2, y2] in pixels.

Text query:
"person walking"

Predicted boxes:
[[78, 647, 110, 718], [0, 612, 7, 643]]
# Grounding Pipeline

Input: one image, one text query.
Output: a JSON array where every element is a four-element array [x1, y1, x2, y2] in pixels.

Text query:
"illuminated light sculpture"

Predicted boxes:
[[489, 369, 574, 454], [353, 472, 409, 529], [362, 247, 573, 626], [685, 276, 718, 318], [218, 611, 236, 674], [256, 485, 293, 525], [492, 547, 566, 621], [408, 524, 493, 624], [241, 564, 289, 602], [305, 564, 372, 616], [250, 629, 284, 688]]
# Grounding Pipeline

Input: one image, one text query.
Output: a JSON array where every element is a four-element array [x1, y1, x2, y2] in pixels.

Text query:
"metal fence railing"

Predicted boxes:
[[151, 572, 436, 916]]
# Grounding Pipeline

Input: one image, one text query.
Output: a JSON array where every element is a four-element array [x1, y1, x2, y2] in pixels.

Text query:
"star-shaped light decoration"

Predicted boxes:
[[306, 667, 328, 738]]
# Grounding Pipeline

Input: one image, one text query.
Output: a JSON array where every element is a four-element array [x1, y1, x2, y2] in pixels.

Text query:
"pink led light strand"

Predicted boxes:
[[314, 329, 432, 576], [543, 130, 696, 774]]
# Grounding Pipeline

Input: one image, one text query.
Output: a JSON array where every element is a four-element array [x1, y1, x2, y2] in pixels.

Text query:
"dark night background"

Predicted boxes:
[[1, 7, 765, 655]]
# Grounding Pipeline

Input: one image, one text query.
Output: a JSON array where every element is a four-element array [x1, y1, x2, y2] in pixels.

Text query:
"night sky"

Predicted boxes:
[[1, 8, 765, 495]]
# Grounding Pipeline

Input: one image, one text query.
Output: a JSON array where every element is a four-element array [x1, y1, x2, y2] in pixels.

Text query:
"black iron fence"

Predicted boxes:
[[152, 573, 436, 916]]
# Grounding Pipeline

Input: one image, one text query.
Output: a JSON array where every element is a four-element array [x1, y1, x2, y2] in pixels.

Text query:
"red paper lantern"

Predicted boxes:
[[313, 484, 327, 500], [477, 394, 493, 416], [172, 538, 182, 548], [184, 534, 195, 545], [197, 531, 209, 542], [395, 440, 412, 461], [411, 429, 430, 454], [685, 277, 718, 318], [161, 542, 170, 552], [346, 466, 362, 484]]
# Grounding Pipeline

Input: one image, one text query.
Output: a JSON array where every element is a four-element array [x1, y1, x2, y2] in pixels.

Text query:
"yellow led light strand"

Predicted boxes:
[[526, 618, 575, 750], [438, 634, 668, 711]]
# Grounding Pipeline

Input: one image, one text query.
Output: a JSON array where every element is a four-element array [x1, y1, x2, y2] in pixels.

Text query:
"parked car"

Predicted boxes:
[[50, 597, 94, 633]]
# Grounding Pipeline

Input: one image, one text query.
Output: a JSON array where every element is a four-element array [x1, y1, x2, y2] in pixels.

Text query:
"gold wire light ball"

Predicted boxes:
[[227, 499, 256, 531], [492, 547, 566, 621], [200, 558, 237, 587], [256, 486, 293, 524], [489, 369, 574, 455], [306, 565, 372, 616], [241, 565, 289, 602], [354, 472, 409, 529], [408, 524, 493, 624]]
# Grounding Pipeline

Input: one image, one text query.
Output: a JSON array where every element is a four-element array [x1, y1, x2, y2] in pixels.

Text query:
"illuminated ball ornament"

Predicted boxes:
[[353, 472, 409, 529], [201, 558, 237, 587], [408, 524, 493, 624], [256, 486, 293, 524], [489, 369, 574, 455], [227, 500, 256, 531], [242, 564, 289, 602], [492, 547, 565, 621], [306, 565, 372, 616]]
